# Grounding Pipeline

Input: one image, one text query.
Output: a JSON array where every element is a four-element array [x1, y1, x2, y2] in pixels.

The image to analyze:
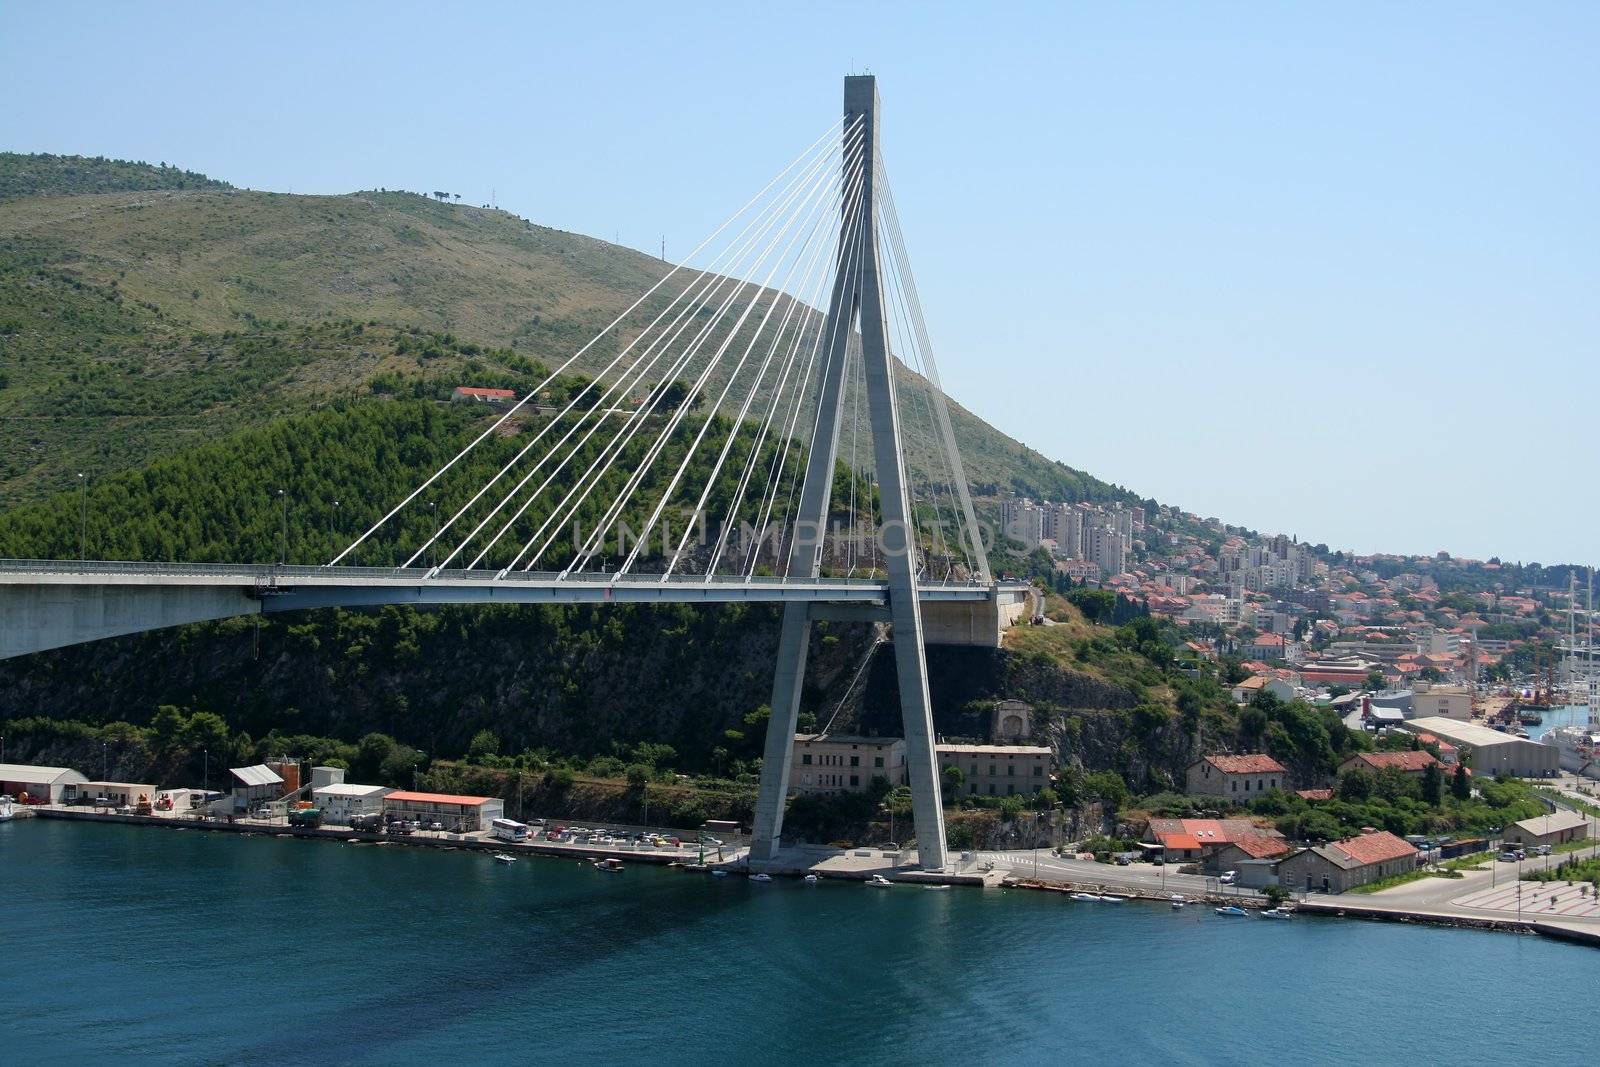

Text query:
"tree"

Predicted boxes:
[[1451, 764, 1472, 801], [625, 764, 651, 789], [941, 764, 964, 803], [1082, 771, 1129, 810], [1067, 587, 1116, 624], [1337, 769, 1374, 802], [1365, 670, 1386, 691], [1421, 761, 1445, 806], [467, 729, 500, 759]]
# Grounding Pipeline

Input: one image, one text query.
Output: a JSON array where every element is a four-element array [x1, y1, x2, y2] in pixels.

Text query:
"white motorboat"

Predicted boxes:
[[749, 872, 772, 883], [1170, 895, 1186, 910], [1259, 908, 1293, 920], [1097, 894, 1126, 904], [711, 869, 729, 878], [924, 884, 950, 891], [1070, 892, 1099, 902], [867, 875, 894, 887], [803, 874, 820, 884], [493, 853, 516, 865], [0, 798, 15, 821]]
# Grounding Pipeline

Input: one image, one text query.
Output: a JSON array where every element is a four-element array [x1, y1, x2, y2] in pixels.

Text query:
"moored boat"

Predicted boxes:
[[1215, 905, 1248, 916], [867, 875, 894, 887], [749, 872, 772, 883], [1070, 892, 1099, 902], [1260, 908, 1293, 920]]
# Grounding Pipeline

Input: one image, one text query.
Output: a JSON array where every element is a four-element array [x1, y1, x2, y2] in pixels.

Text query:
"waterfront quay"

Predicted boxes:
[[28, 804, 1009, 885]]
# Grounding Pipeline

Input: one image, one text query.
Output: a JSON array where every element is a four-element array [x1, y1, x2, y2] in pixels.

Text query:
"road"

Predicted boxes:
[[977, 849, 1258, 899]]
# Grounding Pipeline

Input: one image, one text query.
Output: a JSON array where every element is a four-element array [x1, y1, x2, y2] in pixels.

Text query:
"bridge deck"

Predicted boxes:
[[0, 560, 1014, 605]]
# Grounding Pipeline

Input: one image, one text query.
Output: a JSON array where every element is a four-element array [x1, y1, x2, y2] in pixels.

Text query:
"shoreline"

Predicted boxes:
[[19, 809, 1600, 946]]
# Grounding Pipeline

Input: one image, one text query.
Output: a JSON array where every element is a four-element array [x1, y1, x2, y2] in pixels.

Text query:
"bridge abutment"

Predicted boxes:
[[0, 582, 259, 660]]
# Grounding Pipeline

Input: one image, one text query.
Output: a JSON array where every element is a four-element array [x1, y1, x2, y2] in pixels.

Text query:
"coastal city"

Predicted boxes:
[[3, 6, 1597, 1064]]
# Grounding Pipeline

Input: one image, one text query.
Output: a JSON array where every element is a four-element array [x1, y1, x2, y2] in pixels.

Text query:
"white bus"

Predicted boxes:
[[491, 817, 530, 843]]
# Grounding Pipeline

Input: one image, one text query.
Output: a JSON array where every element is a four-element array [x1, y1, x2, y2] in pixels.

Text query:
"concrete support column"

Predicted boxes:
[[750, 603, 811, 861]]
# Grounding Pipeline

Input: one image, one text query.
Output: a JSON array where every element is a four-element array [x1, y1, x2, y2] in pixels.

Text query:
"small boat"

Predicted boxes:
[[1097, 894, 1126, 903], [1215, 905, 1248, 917], [867, 875, 894, 887], [0, 800, 15, 822], [924, 884, 951, 891], [749, 872, 772, 883], [1170, 895, 1186, 910], [1259, 908, 1293, 920], [594, 857, 623, 872], [711, 869, 729, 878], [493, 853, 516, 865], [1070, 892, 1100, 902], [803, 874, 820, 884]]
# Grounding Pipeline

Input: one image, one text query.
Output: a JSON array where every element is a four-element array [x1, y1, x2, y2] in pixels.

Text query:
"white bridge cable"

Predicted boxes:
[[503, 133, 862, 575], [879, 201, 964, 580], [415, 122, 855, 572], [327, 114, 846, 569], [436, 123, 862, 572], [768, 157, 873, 582], [876, 158, 990, 583], [743, 154, 873, 581], [581, 139, 864, 579], [702, 152, 871, 580], [515, 133, 860, 576], [658, 154, 857, 579]]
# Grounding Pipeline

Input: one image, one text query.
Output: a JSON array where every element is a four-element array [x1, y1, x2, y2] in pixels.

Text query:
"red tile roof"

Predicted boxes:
[[1296, 789, 1334, 801], [1203, 754, 1286, 775], [1343, 751, 1439, 773], [1228, 833, 1292, 859], [1330, 830, 1417, 866], [383, 790, 497, 807]]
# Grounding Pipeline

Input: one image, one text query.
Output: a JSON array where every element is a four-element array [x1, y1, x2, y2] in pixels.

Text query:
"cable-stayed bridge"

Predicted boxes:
[[0, 77, 1031, 869]]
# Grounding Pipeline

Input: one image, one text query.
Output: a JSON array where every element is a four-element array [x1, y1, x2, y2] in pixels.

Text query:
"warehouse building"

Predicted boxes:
[[1503, 810, 1590, 849], [1277, 830, 1418, 894], [314, 782, 393, 825], [1398, 717, 1560, 779], [382, 790, 503, 832], [0, 763, 89, 804]]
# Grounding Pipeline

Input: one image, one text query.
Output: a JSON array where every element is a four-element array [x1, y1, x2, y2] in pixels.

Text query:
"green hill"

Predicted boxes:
[[0, 152, 229, 201], [0, 158, 1130, 510]]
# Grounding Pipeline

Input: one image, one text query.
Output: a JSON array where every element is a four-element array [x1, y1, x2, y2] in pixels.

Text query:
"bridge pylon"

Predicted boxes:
[[750, 75, 949, 870]]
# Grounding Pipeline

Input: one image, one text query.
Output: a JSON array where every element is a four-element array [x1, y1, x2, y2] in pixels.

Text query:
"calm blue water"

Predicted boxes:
[[1526, 703, 1593, 741], [2, 819, 1593, 1066]]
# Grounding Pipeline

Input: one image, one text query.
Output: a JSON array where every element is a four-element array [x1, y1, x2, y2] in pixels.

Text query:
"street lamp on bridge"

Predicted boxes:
[[276, 488, 288, 564]]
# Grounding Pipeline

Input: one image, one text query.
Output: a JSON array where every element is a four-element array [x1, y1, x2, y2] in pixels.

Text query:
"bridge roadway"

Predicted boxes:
[[0, 559, 1031, 660]]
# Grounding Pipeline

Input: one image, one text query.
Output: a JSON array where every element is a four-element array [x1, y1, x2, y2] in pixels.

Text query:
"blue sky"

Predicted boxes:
[[3, 3, 1595, 563]]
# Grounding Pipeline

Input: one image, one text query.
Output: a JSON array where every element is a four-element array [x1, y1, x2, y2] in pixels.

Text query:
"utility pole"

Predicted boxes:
[[77, 472, 87, 560]]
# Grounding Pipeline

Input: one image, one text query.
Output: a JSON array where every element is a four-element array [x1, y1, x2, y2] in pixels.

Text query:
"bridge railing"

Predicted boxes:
[[0, 558, 1002, 591]]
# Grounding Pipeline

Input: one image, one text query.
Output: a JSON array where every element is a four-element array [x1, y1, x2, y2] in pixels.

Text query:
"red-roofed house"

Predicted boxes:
[[1277, 830, 1419, 893], [1209, 832, 1294, 877], [1143, 817, 1283, 864], [1186, 754, 1287, 797], [1337, 750, 1440, 778]]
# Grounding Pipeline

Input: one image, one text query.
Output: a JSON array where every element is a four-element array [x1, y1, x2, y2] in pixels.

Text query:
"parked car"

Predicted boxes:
[[1531, 845, 1552, 857], [1218, 871, 1237, 885], [1498, 852, 1519, 862]]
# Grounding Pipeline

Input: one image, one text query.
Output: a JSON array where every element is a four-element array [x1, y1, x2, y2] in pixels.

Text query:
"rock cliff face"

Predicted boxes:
[[853, 643, 1138, 738], [0, 603, 862, 766], [1045, 711, 1199, 793]]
